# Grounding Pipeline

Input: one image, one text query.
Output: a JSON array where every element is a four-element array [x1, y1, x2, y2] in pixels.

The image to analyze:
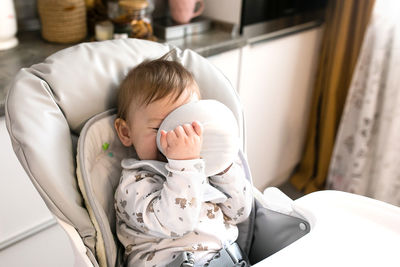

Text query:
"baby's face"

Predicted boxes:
[[127, 88, 199, 161]]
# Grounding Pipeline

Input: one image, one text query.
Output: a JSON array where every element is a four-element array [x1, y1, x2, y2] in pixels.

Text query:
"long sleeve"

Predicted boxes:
[[208, 157, 253, 225], [115, 159, 206, 239]]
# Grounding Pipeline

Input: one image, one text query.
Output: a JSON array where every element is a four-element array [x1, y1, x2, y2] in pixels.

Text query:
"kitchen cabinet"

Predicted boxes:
[[206, 48, 241, 92], [239, 27, 323, 190], [206, 28, 322, 191], [0, 117, 75, 266]]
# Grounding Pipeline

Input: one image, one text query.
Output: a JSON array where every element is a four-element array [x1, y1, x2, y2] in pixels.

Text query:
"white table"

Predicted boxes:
[[256, 190, 400, 266]]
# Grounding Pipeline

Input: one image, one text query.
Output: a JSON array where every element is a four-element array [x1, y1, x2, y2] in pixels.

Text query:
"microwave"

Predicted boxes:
[[240, 0, 327, 38]]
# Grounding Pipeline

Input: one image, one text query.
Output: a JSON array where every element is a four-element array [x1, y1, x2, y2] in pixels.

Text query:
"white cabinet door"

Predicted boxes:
[[0, 117, 76, 266], [239, 27, 322, 190], [207, 48, 241, 92]]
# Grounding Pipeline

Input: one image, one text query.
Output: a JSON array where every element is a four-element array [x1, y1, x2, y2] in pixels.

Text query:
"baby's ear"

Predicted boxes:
[[115, 118, 133, 147]]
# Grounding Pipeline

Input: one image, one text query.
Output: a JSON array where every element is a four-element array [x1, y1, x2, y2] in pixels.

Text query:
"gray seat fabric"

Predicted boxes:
[[248, 201, 310, 264], [5, 39, 246, 266]]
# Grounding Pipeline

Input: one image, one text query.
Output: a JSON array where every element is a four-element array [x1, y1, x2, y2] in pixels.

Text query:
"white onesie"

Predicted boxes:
[[115, 156, 253, 266]]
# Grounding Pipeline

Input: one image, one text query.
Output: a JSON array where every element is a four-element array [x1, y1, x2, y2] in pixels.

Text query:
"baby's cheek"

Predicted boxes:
[[149, 137, 159, 157]]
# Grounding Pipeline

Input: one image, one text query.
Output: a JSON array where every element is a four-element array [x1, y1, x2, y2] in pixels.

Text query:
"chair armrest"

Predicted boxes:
[[248, 201, 310, 265], [262, 187, 295, 215]]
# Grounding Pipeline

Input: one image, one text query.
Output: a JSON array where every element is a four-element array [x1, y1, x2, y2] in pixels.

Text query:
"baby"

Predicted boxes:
[[114, 51, 253, 266]]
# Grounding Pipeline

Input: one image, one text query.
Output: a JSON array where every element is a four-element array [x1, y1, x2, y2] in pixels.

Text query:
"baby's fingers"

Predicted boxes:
[[160, 130, 168, 153], [192, 121, 203, 136], [182, 123, 195, 136], [166, 129, 178, 144], [174, 125, 185, 138]]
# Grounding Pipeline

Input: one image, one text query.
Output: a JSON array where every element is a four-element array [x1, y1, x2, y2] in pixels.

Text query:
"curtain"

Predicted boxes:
[[290, 0, 375, 194], [327, 0, 400, 206]]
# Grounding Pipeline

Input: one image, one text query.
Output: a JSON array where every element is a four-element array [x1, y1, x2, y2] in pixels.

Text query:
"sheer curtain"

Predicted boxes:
[[289, 0, 375, 194], [327, 0, 400, 206]]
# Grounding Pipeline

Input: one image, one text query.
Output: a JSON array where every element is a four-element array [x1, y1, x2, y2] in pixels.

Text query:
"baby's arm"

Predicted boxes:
[[116, 121, 205, 238], [208, 157, 253, 225], [115, 160, 206, 238]]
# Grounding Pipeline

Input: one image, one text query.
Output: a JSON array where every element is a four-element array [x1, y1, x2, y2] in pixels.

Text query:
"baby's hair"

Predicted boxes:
[[116, 49, 200, 120]]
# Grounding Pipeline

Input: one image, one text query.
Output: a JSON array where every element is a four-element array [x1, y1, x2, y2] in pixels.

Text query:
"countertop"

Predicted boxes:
[[0, 20, 321, 117], [0, 25, 247, 117]]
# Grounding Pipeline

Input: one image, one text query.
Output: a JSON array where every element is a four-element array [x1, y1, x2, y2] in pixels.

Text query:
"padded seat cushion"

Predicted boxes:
[[76, 100, 240, 266], [76, 110, 133, 266]]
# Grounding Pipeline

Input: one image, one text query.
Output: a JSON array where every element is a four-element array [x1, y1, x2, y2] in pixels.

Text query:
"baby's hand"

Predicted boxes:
[[160, 121, 203, 160]]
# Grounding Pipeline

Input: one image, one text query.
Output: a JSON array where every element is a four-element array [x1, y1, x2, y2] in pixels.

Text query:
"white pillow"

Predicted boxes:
[[156, 99, 240, 177]]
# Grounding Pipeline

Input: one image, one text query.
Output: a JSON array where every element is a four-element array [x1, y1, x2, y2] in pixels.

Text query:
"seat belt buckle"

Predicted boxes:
[[226, 242, 242, 263], [181, 252, 195, 267]]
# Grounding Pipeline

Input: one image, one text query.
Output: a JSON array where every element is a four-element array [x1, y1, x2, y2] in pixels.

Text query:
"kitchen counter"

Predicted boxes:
[[0, 31, 69, 117], [0, 24, 247, 117], [0, 20, 321, 117]]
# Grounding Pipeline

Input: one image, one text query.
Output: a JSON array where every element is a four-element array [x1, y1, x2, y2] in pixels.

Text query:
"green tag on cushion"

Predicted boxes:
[[102, 142, 109, 151]]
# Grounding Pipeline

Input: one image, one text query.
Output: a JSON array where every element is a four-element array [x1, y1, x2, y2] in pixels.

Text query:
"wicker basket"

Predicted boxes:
[[38, 0, 87, 43]]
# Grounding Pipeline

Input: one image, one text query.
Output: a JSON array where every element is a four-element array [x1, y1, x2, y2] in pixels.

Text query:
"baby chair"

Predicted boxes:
[[5, 39, 400, 266]]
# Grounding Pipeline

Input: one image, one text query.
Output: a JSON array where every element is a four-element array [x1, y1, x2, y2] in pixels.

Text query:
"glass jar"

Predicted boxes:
[[109, 0, 156, 41]]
